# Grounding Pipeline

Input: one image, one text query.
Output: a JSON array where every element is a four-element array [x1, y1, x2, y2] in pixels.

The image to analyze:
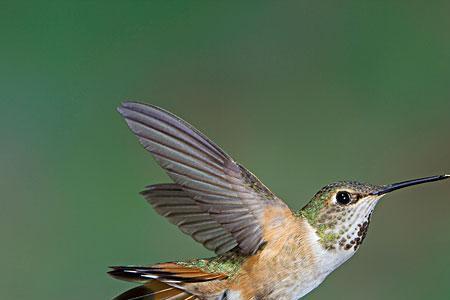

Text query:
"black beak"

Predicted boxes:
[[371, 174, 449, 196]]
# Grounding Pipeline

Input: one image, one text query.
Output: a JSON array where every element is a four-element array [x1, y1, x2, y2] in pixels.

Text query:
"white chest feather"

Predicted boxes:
[[287, 222, 358, 300]]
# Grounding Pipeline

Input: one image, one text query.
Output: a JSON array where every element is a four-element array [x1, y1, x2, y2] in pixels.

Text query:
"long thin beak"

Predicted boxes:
[[371, 174, 449, 196]]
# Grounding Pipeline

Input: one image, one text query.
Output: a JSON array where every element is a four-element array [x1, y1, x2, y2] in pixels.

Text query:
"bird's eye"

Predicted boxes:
[[336, 191, 351, 205]]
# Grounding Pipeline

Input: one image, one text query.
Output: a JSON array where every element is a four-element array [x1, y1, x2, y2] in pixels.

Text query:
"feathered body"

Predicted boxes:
[[111, 102, 448, 300]]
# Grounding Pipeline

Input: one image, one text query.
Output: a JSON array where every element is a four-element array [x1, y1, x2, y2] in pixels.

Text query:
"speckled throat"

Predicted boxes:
[[297, 181, 382, 251], [317, 199, 378, 251]]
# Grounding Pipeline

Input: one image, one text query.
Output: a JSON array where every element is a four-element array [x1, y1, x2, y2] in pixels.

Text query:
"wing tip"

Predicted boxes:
[[116, 101, 143, 118], [117, 100, 135, 111], [118, 100, 147, 108], [117, 101, 167, 116], [139, 183, 184, 197]]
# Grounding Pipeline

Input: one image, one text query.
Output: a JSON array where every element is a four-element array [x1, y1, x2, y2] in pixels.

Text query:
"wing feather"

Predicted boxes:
[[142, 184, 238, 254], [118, 102, 289, 254]]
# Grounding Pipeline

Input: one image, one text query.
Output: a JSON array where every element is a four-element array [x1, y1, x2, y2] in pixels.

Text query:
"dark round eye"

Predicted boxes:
[[336, 191, 351, 205]]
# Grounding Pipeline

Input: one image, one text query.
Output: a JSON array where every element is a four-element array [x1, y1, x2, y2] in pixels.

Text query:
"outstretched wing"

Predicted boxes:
[[117, 101, 290, 255]]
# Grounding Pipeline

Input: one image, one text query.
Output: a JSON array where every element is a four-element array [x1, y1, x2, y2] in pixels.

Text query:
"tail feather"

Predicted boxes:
[[109, 262, 227, 300], [109, 267, 148, 283], [108, 264, 226, 283], [113, 280, 195, 300], [109, 268, 215, 284]]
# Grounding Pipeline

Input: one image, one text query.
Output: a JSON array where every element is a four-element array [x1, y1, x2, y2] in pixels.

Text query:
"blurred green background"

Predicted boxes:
[[1, 1, 450, 299]]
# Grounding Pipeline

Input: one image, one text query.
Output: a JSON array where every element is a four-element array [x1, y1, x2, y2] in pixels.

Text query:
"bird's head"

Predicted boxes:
[[299, 175, 449, 251]]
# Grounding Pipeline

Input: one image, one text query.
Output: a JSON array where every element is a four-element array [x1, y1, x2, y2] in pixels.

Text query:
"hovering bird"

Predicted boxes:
[[110, 101, 448, 300]]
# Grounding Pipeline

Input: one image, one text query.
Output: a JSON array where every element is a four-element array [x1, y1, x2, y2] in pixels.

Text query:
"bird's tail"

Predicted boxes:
[[109, 279, 193, 300], [109, 262, 228, 300]]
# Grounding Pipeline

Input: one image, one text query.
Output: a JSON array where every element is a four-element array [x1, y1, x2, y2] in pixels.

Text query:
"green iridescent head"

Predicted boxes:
[[298, 175, 449, 251]]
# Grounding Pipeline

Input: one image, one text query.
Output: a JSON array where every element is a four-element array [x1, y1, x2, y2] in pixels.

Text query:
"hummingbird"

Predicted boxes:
[[110, 101, 449, 300]]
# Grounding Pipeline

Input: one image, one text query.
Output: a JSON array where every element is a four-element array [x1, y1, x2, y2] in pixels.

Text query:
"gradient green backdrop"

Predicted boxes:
[[2, 2, 450, 299]]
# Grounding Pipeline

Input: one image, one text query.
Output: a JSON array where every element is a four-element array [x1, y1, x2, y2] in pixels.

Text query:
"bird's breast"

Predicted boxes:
[[226, 216, 351, 299]]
